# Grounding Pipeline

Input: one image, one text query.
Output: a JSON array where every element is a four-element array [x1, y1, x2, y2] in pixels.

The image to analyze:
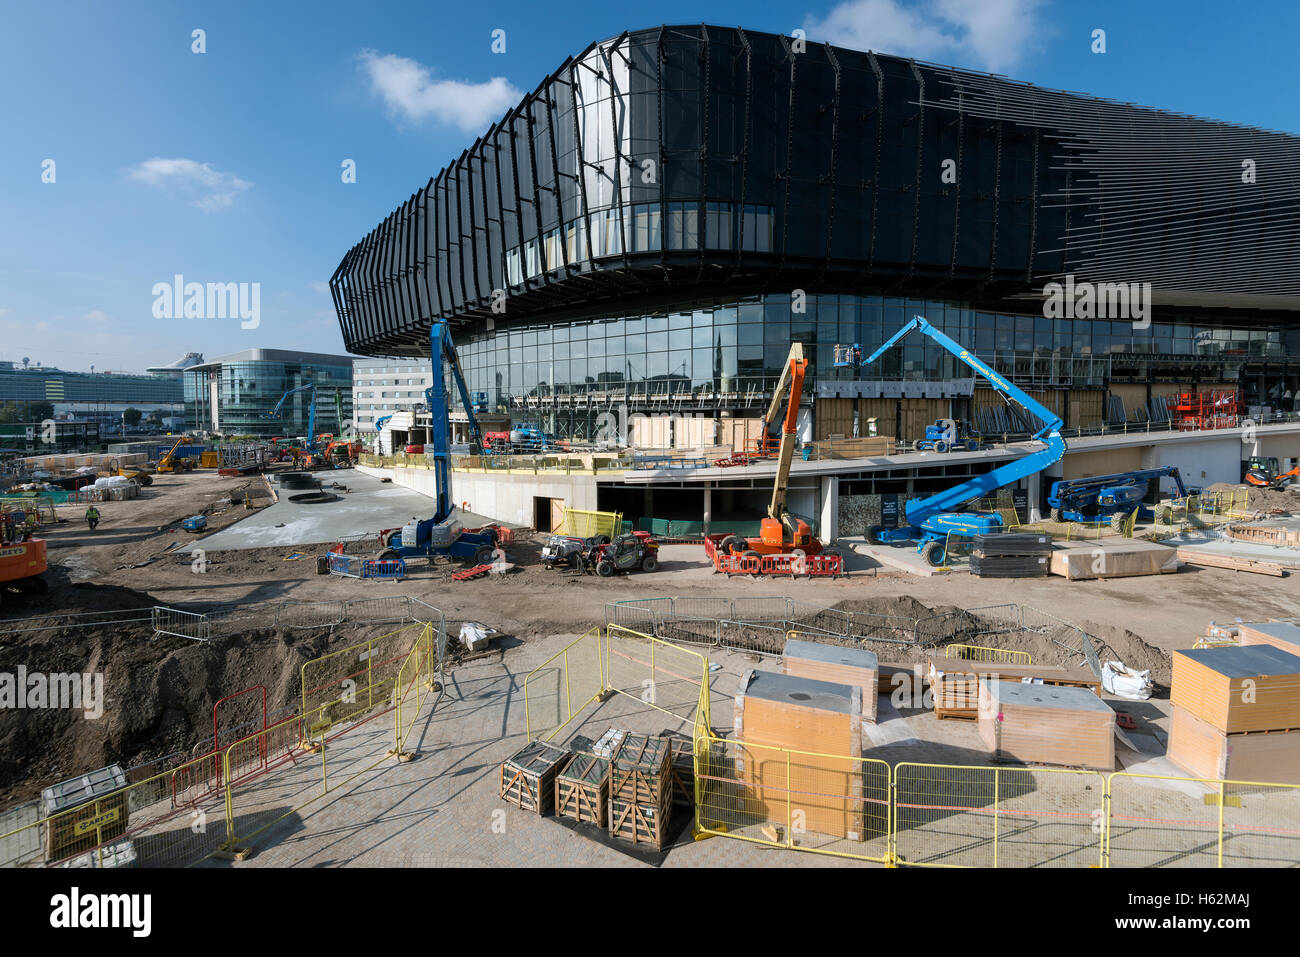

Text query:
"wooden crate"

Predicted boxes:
[[782, 638, 878, 723], [608, 734, 673, 847], [1238, 622, 1300, 657], [1171, 646, 1300, 733], [734, 669, 865, 840], [499, 740, 570, 815], [663, 733, 694, 808], [977, 680, 1115, 770], [1167, 704, 1300, 785], [554, 752, 609, 826], [928, 658, 1100, 720]]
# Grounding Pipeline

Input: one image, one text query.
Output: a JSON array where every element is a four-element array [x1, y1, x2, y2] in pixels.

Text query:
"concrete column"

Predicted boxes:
[[1026, 477, 1043, 523], [820, 476, 839, 542], [644, 487, 654, 523], [702, 485, 712, 535]]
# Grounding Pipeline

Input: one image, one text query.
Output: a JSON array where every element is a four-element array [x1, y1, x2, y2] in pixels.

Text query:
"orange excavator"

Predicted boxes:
[[718, 343, 825, 559], [0, 509, 46, 606]]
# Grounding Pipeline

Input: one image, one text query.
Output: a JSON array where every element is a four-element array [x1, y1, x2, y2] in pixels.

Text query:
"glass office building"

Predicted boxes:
[[331, 26, 1300, 443], [185, 349, 354, 438]]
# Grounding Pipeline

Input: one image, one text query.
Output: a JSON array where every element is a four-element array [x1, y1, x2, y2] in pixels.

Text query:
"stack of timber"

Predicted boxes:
[[977, 680, 1116, 770], [928, 656, 1101, 720], [782, 638, 879, 723], [733, 669, 865, 841], [608, 734, 673, 848], [1167, 644, 1300, 785], [554, 752, 610, 826], [1174, 549, 1285, 576], [1050, 539, 1180, 580], [1237, 621, 1300, 656], [969, 532, 1053, 578], [499, 740, 570, 815]]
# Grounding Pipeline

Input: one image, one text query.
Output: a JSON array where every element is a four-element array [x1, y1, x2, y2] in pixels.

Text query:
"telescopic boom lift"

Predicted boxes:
[[863, 315, 1066, 565]]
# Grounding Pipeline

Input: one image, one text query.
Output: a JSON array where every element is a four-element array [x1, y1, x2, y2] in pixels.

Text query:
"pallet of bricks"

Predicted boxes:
[[608, 733, 674, 848], [1167, 627, 1300, 785], [969, 532, 1052, 578], [499, 740, 571, 815]]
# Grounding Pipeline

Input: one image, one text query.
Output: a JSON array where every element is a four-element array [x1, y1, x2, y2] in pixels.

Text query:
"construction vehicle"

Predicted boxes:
[[181, 515, 207, 533], [588, 532, 660, 576], [1047, 466, 1190, 530], [154, 436, 195, 473], [374, 317, 506, 567], [716, 343, 833, 564], [913, 418, 982, 453], [115, 465, 153, 486], [864, 316, 1066, 566], [0, 508, 46, 605], [1245, 455, 1300, 489]]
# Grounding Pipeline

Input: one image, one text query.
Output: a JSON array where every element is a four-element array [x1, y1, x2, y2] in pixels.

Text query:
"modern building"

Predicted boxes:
[[0, 359, 185, 430], [185, 348, 354, 438], [351, 358, 432, 437], [330, 25, 1300, 532]]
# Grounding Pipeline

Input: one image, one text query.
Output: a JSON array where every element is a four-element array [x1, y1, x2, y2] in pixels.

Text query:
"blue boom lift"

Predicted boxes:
[[377, 318, 501, 566], [266, 383, 321, 450], [1047, 467, 1190, 530], [863, 316, 1066, 566]]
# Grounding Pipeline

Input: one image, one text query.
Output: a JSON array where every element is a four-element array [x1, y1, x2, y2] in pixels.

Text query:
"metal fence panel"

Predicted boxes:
[[152, 606, 210, 642], [523, 627, 604, 742]]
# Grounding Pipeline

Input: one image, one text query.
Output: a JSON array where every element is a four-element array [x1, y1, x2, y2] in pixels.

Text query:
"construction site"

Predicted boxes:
[[8, 12, 1300, 897]]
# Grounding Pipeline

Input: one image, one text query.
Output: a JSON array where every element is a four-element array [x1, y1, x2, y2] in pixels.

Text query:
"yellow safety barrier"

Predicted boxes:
[[559, 507, 623, 541], [395, 624, 437, 756], [604, 624, 712, 732], [892, 762, 1106, 868], [1105, 771, 1300, 868], [693, 731, 891, 862], [523, 627, 605, 742], [943, 643, 1032, 665], [300, 623, 425, 737]]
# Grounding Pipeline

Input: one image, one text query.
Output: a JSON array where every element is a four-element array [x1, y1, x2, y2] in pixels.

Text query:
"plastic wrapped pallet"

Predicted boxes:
[[733, 669, 864, 840], [781, 638, 878, 723], [1171, 645, 1300, 733], [1049, 539, 1180, 580], [977, 680, 1115, 770], [1167, 703, 1300, 785]]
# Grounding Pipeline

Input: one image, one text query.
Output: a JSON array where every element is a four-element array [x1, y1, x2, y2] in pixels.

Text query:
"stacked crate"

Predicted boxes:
[[499, 740, 570, 815], [554, 752, 610, 826], [608, 734, 673, 848], [662, 732, 695, 808], [1167, 645, 1300, 784], [970, 532, 1052, 578]]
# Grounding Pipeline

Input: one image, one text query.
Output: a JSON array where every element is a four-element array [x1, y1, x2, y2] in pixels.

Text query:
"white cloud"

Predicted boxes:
[[84, 309, 112, 323], [126, 157, 252, 212], [309, 280, 331, 295], [358, 49, 521, 133], [802, 0, 1048, 73]]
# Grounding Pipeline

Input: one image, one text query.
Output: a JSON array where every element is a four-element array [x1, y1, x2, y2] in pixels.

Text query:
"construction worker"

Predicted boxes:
[[85, 505, 101, 531]]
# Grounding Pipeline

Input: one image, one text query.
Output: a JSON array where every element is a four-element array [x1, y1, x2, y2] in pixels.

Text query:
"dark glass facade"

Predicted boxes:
[[186, 357, 353, 437]]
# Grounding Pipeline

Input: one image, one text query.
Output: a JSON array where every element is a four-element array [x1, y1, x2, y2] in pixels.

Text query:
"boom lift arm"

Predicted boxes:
[[764, 343, 808, 542], [266, 384, 319, 448], [863, 316, 1066, 559]]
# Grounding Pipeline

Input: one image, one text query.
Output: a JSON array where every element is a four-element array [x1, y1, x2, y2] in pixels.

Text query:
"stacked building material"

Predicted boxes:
[[781, 638, 879, 722], [977, 680, 1116, 770], [662, 732, 694, 808], [608, 734, 673, 848], [499, 740, 570, 815], [1237, 621, 1300, 656], [1050, 539, 1180, 580], [733, 669, 865, 841], [927, 656, 1101, 720], [969, 532, 1053, 578], [1167, 645, 1300, 785], [554, 752, 610, 826]]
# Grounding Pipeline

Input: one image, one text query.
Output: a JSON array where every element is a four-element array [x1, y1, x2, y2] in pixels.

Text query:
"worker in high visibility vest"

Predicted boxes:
[[85, 505, 101, 531]]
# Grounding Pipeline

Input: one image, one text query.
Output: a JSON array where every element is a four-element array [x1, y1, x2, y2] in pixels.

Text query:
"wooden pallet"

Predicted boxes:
[[500, 740, 570, 815], [555, 753, 609, 826], [934, 704, 979, 721]]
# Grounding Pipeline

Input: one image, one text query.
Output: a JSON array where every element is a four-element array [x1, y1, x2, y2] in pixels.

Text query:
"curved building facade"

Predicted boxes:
[[332, 25, 1300, 442]]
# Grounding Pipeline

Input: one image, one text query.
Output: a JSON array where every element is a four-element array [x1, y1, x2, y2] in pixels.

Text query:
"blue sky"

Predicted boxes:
[[1, 0, 1296, 373]]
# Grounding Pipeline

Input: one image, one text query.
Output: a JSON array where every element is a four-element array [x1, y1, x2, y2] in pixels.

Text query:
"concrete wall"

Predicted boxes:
[[357, 464, 599, 528], [1062, 446, 1143, 479], [1139, 435, 1244, 488]]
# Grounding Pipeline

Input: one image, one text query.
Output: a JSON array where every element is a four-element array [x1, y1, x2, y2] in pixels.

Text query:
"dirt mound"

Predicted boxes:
[[1078, 619, 1172, 684], [1206, 481, 1296, 514]]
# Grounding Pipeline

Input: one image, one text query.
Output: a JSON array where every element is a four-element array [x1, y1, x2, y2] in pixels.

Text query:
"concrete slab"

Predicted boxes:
[[1163, 530, 1300, 568], [197, 469, 469, 551], [842, 536, 965, 577]]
